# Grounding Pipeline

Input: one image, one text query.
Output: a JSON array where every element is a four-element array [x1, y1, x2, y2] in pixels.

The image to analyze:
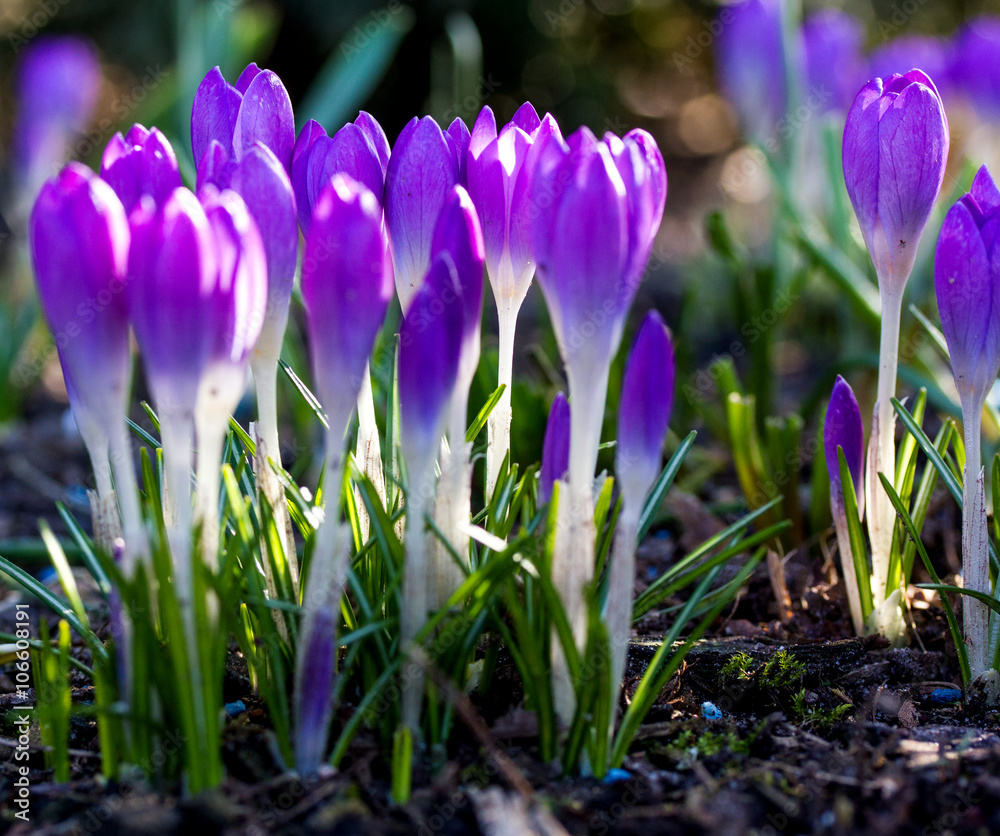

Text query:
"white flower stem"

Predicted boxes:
[[870, 287, 902, 604], [961, 400, 990, 678], [194, 421, 226, 573], [486, 298, 522, 500], [109, 420, 147, 577]]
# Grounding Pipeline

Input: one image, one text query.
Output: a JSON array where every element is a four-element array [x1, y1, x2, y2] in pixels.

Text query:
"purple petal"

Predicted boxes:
[[191, 67, 242, 168], [842, 78, 884, 254], [875, 80, 949, 288], [802, 9, 869, 114], [235, 62, 262, 94], [292, 119, 327, 228], [430, 185, 485, 342], [398, 253, 464, 455], [824, 375, 864, 498], [510, 113, 564, 271], [511, 102, 541, 135], [385, 117, 461, 311], [101, 126, 182, 214], [301, 175, 393, 428], [201, 188, 268, 366], [539, 391, 569, 505], [961, 164, 1000, 229], [354, 111, 391, 174], [196, 139, 236, 189], [447, 117, 471, 184], [128, 188, 218, 412], [227, 142, 298, 291], [617, 310, 674, 500], [233, 70, 295, 172], [869, 36, 952, 90], [469, 106, 498, 160]]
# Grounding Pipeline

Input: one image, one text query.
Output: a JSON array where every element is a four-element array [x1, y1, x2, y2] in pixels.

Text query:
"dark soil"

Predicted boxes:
[[1, 403, 999, 835]]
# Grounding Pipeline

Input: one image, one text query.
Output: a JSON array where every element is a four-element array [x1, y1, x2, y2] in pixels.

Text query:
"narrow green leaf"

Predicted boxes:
[[466, 384, 505, 443], [838, 446, 874, 620]]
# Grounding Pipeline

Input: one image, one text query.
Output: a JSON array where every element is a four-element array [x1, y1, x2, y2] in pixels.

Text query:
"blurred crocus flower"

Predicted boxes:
[[539, 391, 569, 506], [385, 116, 466, 311], [429, 185, 485, 609], [802, 9, 868, 115], [467, 102, 546, 497], [529, 124, 666, 719], [101, 124, 182, 214], [949, 17, 1000, 121], [293, 603, 337, 776], [606, 313, 673, 700], [823, 375, 866, 635], [29, 163, 144, 568], [934, 165, 1000, 678], [868, 37, 952, 95], [397, 252, 465, 732], [15, 37, 101, 204], [191, 63, 295, 173], [291, 113, 390, 233], [842, 69, 949, 609], [714, 0, 794, 145]]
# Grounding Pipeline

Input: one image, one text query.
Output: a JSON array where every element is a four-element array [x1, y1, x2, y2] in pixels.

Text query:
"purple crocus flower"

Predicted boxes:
[[949, 17, 1000, 121], [529, 125, 667, 720], [616, 311, 675, 505], [29, 164, 130, 492], [291, 112, 390, 233], [468, 103, 548, 497], [714, 0, 793, 144], [301, 175, 394, 439], [101, 125, 182, 214], [15, 37, 101, 199], [802, 9, 869, 114], [868, 37, 953, 94], [539, 392, 569, 506], [934, 166, 1000, 677], [384, 116, 464, 311], [823, 375, 866, 635], [606, 310, 674, 704], [191, 64, 295, 173], [935, 165, 1000, 406], [843, 71, 950, 283]]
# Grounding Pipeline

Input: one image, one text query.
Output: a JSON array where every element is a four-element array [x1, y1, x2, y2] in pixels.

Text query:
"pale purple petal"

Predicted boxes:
[[233, 70, 295, 172], [469, 106, 498, 160], [430, 185, 484, 342], [191, 66, 242, 167], [511, 102, 541, 135], [539, 391, 569, 505], [235, 62, 262, 95]]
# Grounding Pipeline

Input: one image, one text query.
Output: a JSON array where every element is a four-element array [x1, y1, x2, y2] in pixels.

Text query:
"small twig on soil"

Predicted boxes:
[[0, 735, 100, 759]]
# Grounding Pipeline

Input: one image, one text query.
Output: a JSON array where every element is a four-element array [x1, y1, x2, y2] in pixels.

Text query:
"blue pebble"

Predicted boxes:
[[646, 566, 658, 580], [38, 567, 58, 585], [225, 700, 247, 717], [602, 768, 632, 784], [928, 688, 962, 705], [702, 701, 723, 720]]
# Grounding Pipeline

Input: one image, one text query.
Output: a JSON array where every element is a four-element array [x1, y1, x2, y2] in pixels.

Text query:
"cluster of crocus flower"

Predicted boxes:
[[29, 56, 674, 767], [827, 69, 948, 642]]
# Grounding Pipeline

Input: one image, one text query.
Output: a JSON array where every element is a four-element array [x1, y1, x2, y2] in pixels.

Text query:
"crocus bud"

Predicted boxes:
[[15, 37, 101, 199], [935, 165, 1000, 407], [714, 0, 794, 144], [385, 117, 462, 311], [616, 311, 674, 506], [191, 64, 295, 173], [823, 374, 866, 635], [802, 10, 869, 114], [539, 392, 569, 506], [291, 113, 390, 233], [197, 140, 297, 367], [301, 175, 394, 437], [447, 117, 471, 183], [824, 375, 865, 509], [842, 70, 949, 293], [101, 124, 182, 214], [29, 163, 130, 477]]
